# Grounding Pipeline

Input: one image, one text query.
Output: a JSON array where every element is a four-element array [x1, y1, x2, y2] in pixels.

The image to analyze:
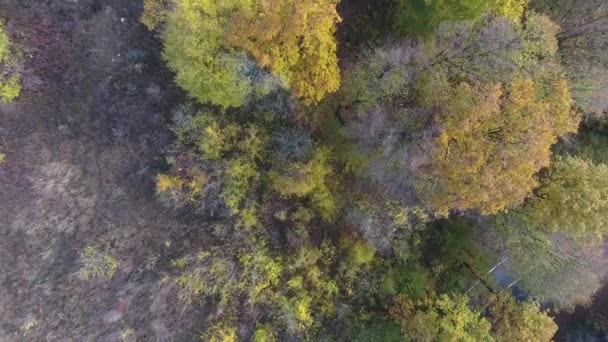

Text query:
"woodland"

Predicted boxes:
[[0, 0, 608, 341]]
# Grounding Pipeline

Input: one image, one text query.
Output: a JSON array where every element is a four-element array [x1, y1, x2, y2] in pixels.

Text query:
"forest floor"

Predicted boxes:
[[0, 1, 204, 340]]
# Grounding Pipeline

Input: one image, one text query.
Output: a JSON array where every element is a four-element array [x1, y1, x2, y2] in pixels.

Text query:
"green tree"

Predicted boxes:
[[526, 156, 608, 239], [532, 0, 608, 117], [162, 0, 260, 108], [488, 293, 557, 342], [474, 214, 605, 309], [389, 293, 493, 342]]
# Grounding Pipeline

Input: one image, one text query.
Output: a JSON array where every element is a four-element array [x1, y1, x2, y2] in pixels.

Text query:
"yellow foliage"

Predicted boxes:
[[490, 294, 557, 342], [204, 322, 238, 342], [0, 74, 20, 103], [0, 23, 20, 103], [294, 295, 313, 329], [253, 324, 277, 342], [495, 0, 528, 21], [239, 249, 283, 302], [199, 122, 239, 160], [140, 0, 171, 31], [225, 0, 342, 103], [188, 171, 210, 198], [269, 147, 337, 220], [78, 246, 119, 280], [155, 174, 183, 193], [417, 78, 580, 215], [161, 0, 341, 106]]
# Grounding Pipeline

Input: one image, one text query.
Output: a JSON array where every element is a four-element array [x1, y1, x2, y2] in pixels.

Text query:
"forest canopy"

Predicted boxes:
[[133, 0, 605, 340]]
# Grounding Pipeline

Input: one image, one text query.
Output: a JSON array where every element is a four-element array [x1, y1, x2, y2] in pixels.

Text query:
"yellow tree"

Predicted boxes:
[[151, 0, 341, 107], [226, 0, 341, 104], [416, 78, 580, 215]]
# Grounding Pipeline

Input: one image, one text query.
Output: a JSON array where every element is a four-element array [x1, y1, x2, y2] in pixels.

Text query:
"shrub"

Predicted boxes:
[[253, 324, 277, 342], [0, 21, 21, 103], [78, 245, 118, 280]]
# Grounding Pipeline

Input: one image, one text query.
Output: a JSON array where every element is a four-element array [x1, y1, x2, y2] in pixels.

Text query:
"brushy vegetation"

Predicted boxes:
[[0, 20, 21, 103]]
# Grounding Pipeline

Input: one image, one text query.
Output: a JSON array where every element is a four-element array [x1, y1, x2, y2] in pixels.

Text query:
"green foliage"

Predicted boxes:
[[475, 213, 604, 308], [351, 321, 405, 342], [393, 0, 527, 37], [0, 21, 10, 64], [222, 157, 260, 217], [339, 47, 410, 113], [527, 156, 608, 239], [162, 0, 259, 108], [173, 245, 282, 309], [78, 245, 118, 280], [348, 240, 376, 266], [488, 293, 557, 342], [270, 146, 338, 221], [389, 293, 493, 341], [140, 0, 170, 31], [565, 124, 608, 165], [253, 324, 277, 342], [0, 74, 21, 103], [239, 249, 283, 302], [146, 1, 602, 339], [382, 263, 430, 300], [161, 107, 272, 225]]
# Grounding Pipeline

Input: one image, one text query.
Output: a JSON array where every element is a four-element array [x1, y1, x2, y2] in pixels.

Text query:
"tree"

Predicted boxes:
[[156, 0, 341, 107], [526, 156, 608, 239], [532, 0, 608, 117], [416, 78, 579, 215], [488, 293, 557, 342], [140, 0, 170, 31], [342, 13, 580, 215], [389, 293, 493, 341], [339, 44, 417, 113], [473, 214, 605, 309], [162, 0, 269, 108], [269, 146, 338, 221], [226, 0, 341, 104]]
